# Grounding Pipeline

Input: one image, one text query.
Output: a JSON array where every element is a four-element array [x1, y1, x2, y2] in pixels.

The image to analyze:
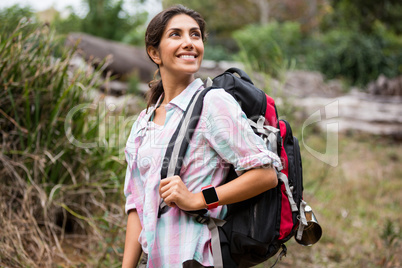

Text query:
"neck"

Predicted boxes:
[[160, 71, 195, 104]]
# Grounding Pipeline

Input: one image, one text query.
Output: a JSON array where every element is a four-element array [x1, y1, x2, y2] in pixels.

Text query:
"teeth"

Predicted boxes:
[[180, 55, 195, 59]]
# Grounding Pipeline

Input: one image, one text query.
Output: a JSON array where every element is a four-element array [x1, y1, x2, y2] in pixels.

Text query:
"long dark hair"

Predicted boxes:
[[145, 5, 207, 108]]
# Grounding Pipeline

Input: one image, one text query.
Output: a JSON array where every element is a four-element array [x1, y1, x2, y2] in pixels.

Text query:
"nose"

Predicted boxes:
[[182, 34, 194, 49]]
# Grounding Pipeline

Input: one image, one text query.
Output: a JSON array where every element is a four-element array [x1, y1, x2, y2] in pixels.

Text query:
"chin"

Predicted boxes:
[[181, 67, 201, 75]]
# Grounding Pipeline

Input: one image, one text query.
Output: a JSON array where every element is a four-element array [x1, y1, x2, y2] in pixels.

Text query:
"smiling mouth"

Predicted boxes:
[[179, 55, 197, 59]]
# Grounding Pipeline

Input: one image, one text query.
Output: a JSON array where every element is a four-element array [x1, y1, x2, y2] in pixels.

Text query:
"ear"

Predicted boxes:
[[147, 46, 161, 65]]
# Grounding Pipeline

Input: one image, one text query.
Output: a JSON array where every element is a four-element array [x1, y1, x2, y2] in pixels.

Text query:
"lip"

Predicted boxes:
[[176, 52, 198, 59]]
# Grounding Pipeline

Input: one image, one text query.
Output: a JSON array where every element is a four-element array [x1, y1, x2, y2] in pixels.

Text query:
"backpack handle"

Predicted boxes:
[[226, 67, 254, 85]]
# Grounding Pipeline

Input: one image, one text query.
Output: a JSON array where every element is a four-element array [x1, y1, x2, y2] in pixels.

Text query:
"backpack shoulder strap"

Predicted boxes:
[[160, 86, 217, 179], [158, 86, 218, 218]]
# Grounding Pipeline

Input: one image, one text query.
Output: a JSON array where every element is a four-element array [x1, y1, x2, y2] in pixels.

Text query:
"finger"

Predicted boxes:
[[160, 187, 172, 200], [159, 176, 182, 195], [160, 183, 174, 198], [159, 178, 173, 196], [162, 191, 177, 208], [159, 178, 170, 191]]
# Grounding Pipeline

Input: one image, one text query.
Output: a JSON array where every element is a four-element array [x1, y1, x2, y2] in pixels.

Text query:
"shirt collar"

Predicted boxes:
[[169, 78, 204, 111]]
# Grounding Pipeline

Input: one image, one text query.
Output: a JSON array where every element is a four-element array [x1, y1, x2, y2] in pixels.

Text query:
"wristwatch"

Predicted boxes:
[[201, 185, 219, 210]]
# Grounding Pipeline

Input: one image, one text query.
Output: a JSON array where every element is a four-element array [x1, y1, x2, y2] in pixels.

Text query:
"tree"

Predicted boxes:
[[322, 0, 402, 34], [252, 0, 270, 25], [82, 0, 147, 41]]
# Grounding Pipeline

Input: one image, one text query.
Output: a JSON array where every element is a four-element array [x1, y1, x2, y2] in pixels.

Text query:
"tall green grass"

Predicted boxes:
[[0, 21, 129, 267]]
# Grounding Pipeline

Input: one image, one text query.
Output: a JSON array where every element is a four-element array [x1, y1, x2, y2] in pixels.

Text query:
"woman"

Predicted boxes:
[[122, 5, 281, 268]]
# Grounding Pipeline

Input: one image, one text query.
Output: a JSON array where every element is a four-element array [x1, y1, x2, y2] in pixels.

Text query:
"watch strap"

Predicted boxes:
[[202, 185, 219, 210]]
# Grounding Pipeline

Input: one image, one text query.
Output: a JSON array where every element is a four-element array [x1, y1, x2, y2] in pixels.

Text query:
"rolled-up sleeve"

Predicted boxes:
[[202, 89, 282, 173]]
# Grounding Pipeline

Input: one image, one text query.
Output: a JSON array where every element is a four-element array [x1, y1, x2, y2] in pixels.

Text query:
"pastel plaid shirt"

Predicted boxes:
[[124, 78, 281, 267]]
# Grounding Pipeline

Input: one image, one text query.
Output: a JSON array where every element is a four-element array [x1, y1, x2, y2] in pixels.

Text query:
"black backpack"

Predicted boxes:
[[159, 68, 312, 268]]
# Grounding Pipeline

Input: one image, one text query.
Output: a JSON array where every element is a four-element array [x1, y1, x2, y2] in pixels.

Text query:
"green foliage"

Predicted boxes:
[[82, 0, 147, 42], [204, 44, 233, 61], [121, 15, 148, 46], [52, 7, 83, 35], [381, 219, 401, 247], [51, 0, 147, 45], [233, 18, 402, 87], [310, 25, 402, 86], [0, 5, 37, 36], [0, 22, 121, 184], [233, 21, 302, 77], [322, 0, 402, 34], [0, 21, 128, 266], [127, 71, 142, 95]]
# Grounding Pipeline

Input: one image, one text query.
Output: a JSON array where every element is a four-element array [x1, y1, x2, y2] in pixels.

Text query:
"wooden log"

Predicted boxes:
[[65, 33, 156, 82]]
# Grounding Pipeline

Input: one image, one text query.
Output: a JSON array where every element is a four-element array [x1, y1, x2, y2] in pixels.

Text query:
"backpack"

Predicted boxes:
[[159, 68, 311, 268]]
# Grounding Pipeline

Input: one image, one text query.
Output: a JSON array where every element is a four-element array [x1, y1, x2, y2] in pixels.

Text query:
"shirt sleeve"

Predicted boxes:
[[201, 89, 282, 174], [123, 109, 147, 214]]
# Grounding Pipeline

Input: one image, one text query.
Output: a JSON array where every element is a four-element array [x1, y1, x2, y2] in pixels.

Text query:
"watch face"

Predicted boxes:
[[203, 187, 219, 203]]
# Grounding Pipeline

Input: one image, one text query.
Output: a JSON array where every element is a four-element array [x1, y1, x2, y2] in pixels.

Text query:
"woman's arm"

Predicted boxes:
[[215, 167, 277, 206], [159, 166, 277, 211], [122, 210, 143, 268]]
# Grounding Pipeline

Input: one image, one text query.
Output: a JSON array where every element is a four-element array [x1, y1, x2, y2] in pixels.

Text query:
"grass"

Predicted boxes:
[[0, 21, 131, 267]]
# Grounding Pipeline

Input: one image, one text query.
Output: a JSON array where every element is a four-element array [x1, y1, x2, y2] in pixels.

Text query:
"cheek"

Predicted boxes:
[[196, 42, 205, 57]]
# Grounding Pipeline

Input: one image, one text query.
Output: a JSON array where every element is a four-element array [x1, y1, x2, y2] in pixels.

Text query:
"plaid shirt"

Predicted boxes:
[[124, 78, 281, 267]]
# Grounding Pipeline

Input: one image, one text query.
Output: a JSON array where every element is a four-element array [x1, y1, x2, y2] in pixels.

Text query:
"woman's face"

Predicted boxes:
[[148, 14, 204, 80]]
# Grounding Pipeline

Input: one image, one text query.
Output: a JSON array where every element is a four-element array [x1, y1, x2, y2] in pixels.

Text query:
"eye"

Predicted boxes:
[[191, 31, 201, 38], [169, 31, 180, 37]]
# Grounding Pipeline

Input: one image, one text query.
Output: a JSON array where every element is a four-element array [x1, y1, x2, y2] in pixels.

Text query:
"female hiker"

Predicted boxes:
[[122, 5, 281, 268]]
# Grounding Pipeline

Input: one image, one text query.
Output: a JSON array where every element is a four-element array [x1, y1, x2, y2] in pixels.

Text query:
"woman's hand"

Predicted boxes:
[[159, 176, 205, 211]]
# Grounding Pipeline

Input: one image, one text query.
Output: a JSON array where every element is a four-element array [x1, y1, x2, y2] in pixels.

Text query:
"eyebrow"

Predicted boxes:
[[167, 27, 201, 32]]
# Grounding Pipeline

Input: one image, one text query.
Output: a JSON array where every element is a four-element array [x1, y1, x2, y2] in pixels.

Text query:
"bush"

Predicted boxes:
[[204, 44, 234, 61], [233, 20, 402, 88], [233, 21, 303, 77], [311, 26, 402, 87], [0, 21, 128, 266]]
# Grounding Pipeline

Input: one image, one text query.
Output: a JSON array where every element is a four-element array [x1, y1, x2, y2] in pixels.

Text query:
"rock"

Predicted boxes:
[[282, 70, 344, 98], [296, 90, 402, 137], [367, 74, 402, 96]]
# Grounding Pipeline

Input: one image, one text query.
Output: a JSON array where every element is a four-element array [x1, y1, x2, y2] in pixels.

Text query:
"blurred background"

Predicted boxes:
[[0, 0, 401, 267]]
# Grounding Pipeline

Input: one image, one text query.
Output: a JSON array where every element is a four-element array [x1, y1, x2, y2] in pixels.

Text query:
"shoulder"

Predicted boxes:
[[204, 88, 235, 103], [202, 88, 242, 118]]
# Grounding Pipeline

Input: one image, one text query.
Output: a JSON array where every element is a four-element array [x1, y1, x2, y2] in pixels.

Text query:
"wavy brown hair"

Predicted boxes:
[[145, 5, 207, 108]]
